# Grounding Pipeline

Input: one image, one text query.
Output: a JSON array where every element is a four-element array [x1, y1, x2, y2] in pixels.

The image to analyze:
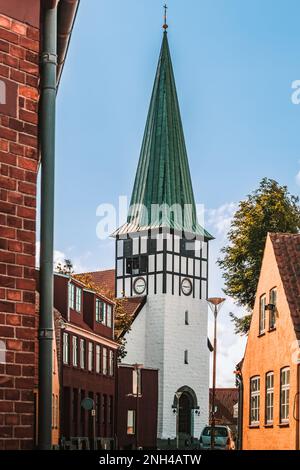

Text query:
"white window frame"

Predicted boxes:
[[96, 345, 101, 374], [72, 335, 78, 367], [250, 376, 260, 425], [69, 283, 75, 310], [88, 342, 94, 372], [75, 287, 82, 313], [269, 288, 277, 330], [107, 304, 112, 328], [280, 367, 290, 423], [265, 372, 274, 424], [127, 410, 136, 435], [63, 332, 69, 365], [80, 338, 85, 369], [132, 368, 142, 396], [259, 295, 266, 335], [103, 347, 107, 375], [109, 350, 114, 376]]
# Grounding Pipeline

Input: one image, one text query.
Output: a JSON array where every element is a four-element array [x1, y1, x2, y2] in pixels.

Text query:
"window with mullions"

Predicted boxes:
[[250, 376, 260, 425], [96, 345, 101, 374], [80, 339, 85, 369], [75, 287, 82, 312], [269, 288, 277, 330], [88, 342, 94, 372], [72, 336, 78, 367], [280, 367, 290, 423], [265, 372, 274, 424], [63, 332, 69, 365], [126, 255, 148, 275], [69, 283, 75, 310], [259, 295, 266, 335]]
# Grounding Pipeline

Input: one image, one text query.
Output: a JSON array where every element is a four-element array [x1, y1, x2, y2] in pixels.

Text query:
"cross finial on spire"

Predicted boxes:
[[163, 4, 168, 31]]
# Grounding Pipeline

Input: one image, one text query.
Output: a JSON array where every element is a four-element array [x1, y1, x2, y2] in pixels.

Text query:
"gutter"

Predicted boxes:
[[57, 0, 80, 86]]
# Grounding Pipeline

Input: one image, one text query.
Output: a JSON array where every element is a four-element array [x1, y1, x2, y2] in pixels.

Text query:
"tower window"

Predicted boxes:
[[185, 311, 189, 325], [148, 238, 157, 254], [184, 350, 189, 364], [180, 239, 195, 258], [126, 255, 148, 275], [124, 239, 133, 258]]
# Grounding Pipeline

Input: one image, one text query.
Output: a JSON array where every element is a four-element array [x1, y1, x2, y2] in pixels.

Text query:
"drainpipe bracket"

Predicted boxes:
[[38, 329, 54, 340], [41, 52, 58, 65]]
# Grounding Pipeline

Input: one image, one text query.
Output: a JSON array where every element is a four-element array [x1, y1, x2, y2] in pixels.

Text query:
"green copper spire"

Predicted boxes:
[[114, 32, 213, 240]]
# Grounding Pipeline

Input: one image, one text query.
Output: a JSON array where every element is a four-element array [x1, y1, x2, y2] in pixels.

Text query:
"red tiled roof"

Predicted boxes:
[[209, 388, 238, 425], [84, 269, 116, 294], [270, 233, 300, 339]]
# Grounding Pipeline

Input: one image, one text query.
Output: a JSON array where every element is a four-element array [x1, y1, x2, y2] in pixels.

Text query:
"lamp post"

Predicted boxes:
[[207, 297, 225, 450]]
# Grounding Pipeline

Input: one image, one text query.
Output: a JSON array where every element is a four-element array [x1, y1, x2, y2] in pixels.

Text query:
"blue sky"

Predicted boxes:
[[39, 0, 300, 385]]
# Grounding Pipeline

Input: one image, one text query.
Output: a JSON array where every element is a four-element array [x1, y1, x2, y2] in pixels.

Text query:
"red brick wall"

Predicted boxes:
[[0, 12, 40, 450]]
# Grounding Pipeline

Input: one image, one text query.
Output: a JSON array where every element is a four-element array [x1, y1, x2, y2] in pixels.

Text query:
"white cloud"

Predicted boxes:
[[206, 202, 237, 237], [35, 241, 94, 273], [296, 170, 300, 186]]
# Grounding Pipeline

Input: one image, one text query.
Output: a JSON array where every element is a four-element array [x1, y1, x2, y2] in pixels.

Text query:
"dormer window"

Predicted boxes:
[[96, 300, 112, 328], [69, 283, 75, 310], [75, 287, 82, 313]]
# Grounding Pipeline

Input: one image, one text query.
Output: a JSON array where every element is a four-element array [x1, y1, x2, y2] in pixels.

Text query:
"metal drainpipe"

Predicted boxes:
[[236, 373, 243, 450], [38, 2, 58, 450]]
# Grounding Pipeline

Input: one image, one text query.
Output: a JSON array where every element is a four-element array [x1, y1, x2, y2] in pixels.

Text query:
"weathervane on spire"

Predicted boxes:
[[163, 4, 168, 31]]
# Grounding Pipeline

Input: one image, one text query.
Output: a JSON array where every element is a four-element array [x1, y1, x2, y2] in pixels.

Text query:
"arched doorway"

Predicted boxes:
[[178, 392, 192, 435], [173, 386, 199, 447]]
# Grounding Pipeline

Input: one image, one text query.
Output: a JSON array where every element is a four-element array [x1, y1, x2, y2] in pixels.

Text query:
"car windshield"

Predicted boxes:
[[202, 427, 228, 438]]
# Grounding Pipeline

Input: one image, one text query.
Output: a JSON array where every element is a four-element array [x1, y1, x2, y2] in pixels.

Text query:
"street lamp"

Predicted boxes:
[[207, 297, 225, 450]]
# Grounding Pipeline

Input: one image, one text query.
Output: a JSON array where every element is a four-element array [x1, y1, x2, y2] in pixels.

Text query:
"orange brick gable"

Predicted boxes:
[[241, 234, 300, 450]]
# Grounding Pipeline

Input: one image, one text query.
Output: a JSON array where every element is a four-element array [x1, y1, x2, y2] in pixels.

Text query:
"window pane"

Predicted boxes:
[[72, 336, 78, 366], [63, 333, 69, 365], [96, 345, 101, 374], [127, 410, 136, 435], [103, 348, 107, 375]]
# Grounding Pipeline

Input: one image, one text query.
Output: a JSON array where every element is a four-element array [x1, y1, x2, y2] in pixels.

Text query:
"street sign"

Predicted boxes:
[[81, 397, 94, 411]]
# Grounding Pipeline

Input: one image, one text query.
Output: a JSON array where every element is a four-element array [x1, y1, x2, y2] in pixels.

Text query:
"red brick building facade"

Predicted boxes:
[[0, 2, 40, 450], [0, 1, 79, 450], [53, 273, 119, 449]]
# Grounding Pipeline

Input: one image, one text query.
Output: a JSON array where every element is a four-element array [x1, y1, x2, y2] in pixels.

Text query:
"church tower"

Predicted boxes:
[[113, 21, 213, 445]]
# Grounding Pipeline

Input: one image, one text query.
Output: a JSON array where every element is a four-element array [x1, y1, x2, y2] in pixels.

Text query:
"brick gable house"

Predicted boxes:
[[240, 233, 300, 450], [0, 1, 78, 450]]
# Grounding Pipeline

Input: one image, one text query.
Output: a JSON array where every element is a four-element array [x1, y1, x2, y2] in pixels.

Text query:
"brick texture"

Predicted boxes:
[[0, 12, 40, 450]]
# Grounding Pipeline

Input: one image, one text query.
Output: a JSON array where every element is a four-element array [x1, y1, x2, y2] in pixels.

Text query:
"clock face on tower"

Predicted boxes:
[[133, 277, 147, 295], [181, 278, 193, 296]]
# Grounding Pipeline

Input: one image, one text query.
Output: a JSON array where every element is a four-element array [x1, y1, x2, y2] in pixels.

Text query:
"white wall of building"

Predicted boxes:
[[123, 293, 209, 439]]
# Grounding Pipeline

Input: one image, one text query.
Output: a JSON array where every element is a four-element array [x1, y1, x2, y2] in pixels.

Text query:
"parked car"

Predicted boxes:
[[199, 425, 235, 450]]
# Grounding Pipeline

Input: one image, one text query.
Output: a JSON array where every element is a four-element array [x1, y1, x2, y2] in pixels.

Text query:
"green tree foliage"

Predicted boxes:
[[218, 178, 300, 335]]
